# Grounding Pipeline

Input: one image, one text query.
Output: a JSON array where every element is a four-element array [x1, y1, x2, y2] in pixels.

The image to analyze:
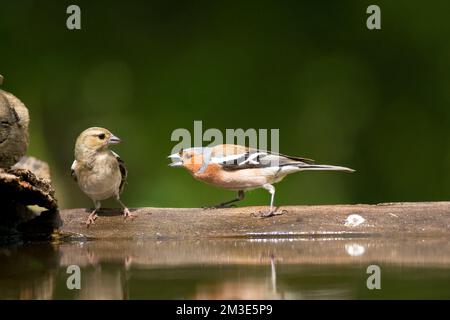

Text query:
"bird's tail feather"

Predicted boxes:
[[298, 164, 355, 173]]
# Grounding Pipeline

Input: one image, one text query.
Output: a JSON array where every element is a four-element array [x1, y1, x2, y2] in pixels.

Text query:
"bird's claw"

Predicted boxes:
[[123, 208, 137, 221], [85, 213, 98, 228], [251, 209, 287, 218]]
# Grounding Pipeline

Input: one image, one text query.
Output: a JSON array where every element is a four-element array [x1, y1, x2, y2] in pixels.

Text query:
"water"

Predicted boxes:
[[1, 236, 449, 299]]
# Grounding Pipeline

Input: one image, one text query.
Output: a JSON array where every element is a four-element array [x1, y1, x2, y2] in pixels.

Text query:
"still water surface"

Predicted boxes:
[[1, 236, 449, 299]]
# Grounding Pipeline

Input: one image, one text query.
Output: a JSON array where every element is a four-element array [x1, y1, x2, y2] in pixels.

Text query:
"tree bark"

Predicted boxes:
[[0, 157, 60, 242]]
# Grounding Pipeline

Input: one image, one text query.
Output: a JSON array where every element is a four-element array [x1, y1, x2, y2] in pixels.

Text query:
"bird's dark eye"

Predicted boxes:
[[185, 153, 193, 159], [98, 134, 106, 140]]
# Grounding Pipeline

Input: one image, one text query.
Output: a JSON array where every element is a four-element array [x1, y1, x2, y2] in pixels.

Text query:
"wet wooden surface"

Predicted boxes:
[[60, 201, 450, 240]]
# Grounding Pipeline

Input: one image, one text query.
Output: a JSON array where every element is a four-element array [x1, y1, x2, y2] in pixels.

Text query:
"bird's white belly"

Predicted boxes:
[[217, 167, 292, 190], [78, 165, 121, 201]]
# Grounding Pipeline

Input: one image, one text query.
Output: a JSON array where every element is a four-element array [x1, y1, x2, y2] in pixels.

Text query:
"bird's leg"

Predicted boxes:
[[253, 184, 287, 218], [86, 201, 101, 227], [204, 190, 245, 209], [116, 197, 136, 221]]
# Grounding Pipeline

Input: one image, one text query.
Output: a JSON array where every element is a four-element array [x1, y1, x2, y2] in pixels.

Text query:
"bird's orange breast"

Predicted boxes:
[[192, 163, 225, 186]]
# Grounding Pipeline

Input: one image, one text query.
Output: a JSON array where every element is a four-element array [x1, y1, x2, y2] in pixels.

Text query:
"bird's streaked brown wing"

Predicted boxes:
[[112, 152, 127, 194]]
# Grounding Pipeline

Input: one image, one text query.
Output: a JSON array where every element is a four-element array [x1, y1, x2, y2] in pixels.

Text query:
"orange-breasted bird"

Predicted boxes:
[[169, 144, 354, 217]]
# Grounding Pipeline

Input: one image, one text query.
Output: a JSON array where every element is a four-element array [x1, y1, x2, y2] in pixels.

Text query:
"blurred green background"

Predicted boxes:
[[1, 0, 450, 209]]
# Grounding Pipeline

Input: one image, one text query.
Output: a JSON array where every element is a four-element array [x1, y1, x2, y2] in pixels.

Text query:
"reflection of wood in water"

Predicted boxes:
[[76, 269, 125, 300], [73, 252, 132, 300], [18, 274, 55, 300], [53, 236, 450, 299], [270, 255, 277, 295], [191, 255, 284, 300], [0, 244, 59, 300], [58, 237, 450, 268], [3, 234, 450, 299], [193, 280, 281, 300]]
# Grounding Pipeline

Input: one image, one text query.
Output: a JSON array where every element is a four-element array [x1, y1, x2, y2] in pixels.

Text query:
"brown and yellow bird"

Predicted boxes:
[[169, 144, 354, 217], [71, 127, 135, 227]]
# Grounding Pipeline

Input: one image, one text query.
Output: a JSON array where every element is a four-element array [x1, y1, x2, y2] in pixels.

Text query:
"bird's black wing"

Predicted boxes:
[[112, 152, 127, 194], [217, 149, 315, 171]]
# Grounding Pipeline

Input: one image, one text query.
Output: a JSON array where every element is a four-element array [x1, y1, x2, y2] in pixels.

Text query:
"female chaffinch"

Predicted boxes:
[[71, 127, 135, 227]]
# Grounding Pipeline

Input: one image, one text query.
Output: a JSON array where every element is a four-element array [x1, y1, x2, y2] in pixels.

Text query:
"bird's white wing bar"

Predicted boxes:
[[238, 152, 267, 166], [210, 153, 244, 164], [111, 151, 121, 159], [70, 160, 78, 182], [71, 160, 77, 171], [211, 151, 276, 169]]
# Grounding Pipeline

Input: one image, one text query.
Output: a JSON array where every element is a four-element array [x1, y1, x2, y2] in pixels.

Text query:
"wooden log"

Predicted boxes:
[[59, 201, 450, 240], [0, 157, 60, 242], [0, 163, 57, 211]]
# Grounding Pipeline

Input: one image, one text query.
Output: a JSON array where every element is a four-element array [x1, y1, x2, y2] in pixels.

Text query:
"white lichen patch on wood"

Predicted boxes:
[[344, 214, 366, 227]]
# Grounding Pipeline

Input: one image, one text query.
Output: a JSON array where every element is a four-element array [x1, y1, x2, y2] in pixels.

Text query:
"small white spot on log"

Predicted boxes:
[[345, 214, 365, 227], [345, 243, 366, 256]]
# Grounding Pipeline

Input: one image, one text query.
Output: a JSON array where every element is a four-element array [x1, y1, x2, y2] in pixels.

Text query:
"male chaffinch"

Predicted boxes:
[[169, 144, 354, 217], [71, 127, 136, 227]]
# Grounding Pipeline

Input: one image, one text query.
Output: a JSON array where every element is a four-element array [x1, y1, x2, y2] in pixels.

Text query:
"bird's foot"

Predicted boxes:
[[123, 208, 137, 221], [85, 212, 98, 228], [251, 208, 287, 218]]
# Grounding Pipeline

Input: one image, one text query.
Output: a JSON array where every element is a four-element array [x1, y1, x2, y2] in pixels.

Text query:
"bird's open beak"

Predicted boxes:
[[109, 134, 121, 144], [168, 153, 183, 167]]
